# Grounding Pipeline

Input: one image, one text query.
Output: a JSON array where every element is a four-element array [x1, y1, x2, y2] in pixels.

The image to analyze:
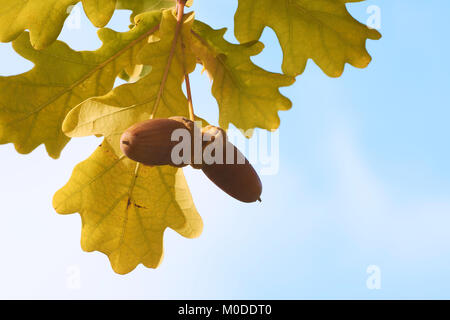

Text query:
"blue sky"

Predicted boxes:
[[0, 0, 449, 299]]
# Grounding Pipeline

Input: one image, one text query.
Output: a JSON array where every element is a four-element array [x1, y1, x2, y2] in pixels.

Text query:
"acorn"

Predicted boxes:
[[120, 117, 194, 167], [200, 125, 262, 203], [120, 119, 262, 203]]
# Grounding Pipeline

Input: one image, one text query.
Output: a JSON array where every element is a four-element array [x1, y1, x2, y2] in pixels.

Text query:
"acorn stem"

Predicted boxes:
[[150, 0, 186, 119], [177, 0, 195, 122], [185, 73, 195, 121]]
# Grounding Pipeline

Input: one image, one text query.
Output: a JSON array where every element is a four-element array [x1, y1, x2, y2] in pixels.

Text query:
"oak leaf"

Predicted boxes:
[[234, 0, 382, 77], [190, 21, 295, 133], [53, 140, 202, 274], [0, 0, 78, 49], [0, 12, 161, 158], [117, 0, 179, 21], [0, 0, 174, 49], [82, 0, 117, 28], [62, 9, 197, 150], [55, 9, 204, 274]]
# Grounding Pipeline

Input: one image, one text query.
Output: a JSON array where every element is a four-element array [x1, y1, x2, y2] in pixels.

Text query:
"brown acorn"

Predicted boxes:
[[120, 119, 262, 203], [200, 126, 262, 203], [120, 118, 194, 167]]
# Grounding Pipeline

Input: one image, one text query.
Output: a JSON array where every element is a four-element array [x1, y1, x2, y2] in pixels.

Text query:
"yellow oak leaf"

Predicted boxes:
[[53, 140, 202, 274], [0, 11, 161, 158], [190, 21, 295, 133], [0, 0, 78, 49], [55, 9, 204, 274], [82, 0, 117, 28], [234, 0, 382, 77], [0, 0, 121, 48], [62, 9, 196, 143], [0, 0, 177, 48], [117, 0, 178, 21]]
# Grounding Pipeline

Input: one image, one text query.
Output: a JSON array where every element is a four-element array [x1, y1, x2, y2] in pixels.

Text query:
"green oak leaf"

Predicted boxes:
[[0, 11, 161, 158], [234, 0, 382, 77], [190, 20, 295, 133]]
